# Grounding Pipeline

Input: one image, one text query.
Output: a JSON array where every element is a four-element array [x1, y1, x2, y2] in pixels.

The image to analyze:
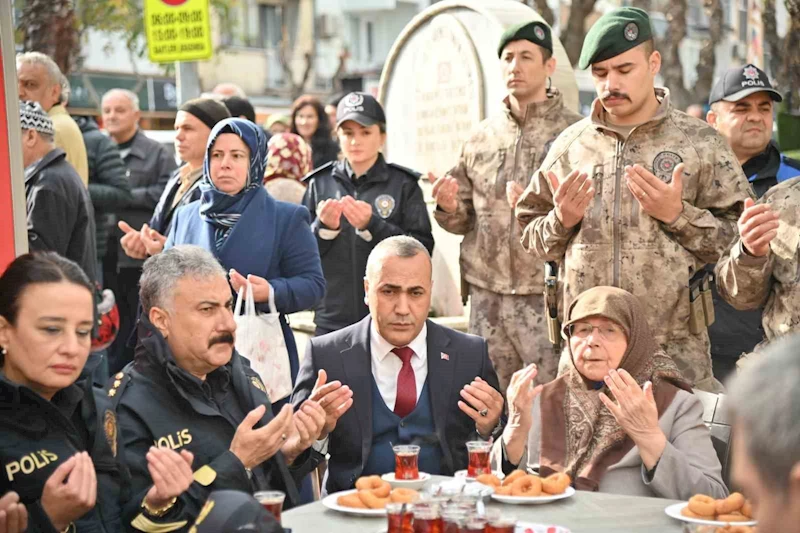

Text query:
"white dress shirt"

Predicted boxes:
[[370, 321, 428, 411]]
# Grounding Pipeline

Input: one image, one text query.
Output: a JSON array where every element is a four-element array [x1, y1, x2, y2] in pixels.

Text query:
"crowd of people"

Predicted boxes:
[[2, 6, 800, 533]]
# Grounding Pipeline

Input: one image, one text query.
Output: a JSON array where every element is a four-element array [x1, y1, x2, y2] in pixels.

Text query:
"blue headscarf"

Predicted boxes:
[[199, 118, 267, 249]]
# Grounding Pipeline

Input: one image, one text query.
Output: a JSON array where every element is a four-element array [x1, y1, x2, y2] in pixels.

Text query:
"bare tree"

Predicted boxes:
[[521, 0, 555, 26], [658, 0, 691, 109], [561, 0, 598, 65], [276, 5, 314, 100], [693, 0, 723, 103], [18, 0, 79, 75], [767, 0, 800, 110], [330, 47, 350, 94]]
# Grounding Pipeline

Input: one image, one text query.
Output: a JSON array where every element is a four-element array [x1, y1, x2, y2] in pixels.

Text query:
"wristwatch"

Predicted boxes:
[[142, 495, 177, 517]]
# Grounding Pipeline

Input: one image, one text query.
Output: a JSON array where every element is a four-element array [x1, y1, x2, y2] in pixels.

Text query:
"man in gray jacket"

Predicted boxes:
[[101, 88, 177, 374]]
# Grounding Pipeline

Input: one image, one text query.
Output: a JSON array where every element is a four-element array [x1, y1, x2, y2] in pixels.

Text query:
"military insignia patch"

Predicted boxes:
[[375, 194, 396, 219], [534, 26, 546, 41], [624, 22, 639, 42], [652, 151, 683, 183], [104, 410, 118, 457], [251, 376, 267, 394]]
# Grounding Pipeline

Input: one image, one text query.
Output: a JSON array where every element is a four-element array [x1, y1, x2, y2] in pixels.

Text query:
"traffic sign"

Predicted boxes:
[[144, 0, 212, 63]]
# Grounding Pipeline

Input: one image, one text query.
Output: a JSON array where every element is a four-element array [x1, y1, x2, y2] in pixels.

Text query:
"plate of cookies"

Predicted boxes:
[[664, 492, 756, 527], [323, 475, 421, 516], [487, 470, 575, 504]]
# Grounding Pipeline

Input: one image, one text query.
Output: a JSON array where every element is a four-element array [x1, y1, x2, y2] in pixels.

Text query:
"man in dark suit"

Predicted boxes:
[[292, 236, 504, 494]]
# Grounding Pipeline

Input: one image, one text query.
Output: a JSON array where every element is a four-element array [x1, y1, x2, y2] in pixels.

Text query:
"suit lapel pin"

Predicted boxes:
[[441, 353, 450, 361]]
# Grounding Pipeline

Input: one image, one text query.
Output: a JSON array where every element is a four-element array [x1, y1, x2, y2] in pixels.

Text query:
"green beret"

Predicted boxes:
[[578, 7, 653, 69], [497, 21, 553, 57]]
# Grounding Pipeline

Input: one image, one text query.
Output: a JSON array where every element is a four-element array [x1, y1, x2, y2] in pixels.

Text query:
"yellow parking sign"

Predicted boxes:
[[144, 0, 212, 63]]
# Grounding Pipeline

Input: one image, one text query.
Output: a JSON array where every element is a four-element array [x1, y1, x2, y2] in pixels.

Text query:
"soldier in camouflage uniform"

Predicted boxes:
[[515, 8, 753, 392], [715, 180, 800, 367], [430, 21, 582, 392]]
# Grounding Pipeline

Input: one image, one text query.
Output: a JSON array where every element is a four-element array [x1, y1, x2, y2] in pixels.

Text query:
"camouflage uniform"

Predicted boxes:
[[434, 90, 582, 391], [715, 177, 800, 367], [515, 88, 754, 392]]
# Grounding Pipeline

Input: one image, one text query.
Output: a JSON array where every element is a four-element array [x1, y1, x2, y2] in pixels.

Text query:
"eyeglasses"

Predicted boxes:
[[568, 322, 624, 341]]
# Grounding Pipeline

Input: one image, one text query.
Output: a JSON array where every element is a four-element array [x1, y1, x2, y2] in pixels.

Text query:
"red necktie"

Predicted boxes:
[[392, 346, 416, 418]]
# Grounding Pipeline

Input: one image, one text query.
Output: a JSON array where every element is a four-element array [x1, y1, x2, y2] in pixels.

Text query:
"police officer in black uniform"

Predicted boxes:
[[302, 92, 435, 336], [109, 246, 325, 532], [0, 252, 125, 533]]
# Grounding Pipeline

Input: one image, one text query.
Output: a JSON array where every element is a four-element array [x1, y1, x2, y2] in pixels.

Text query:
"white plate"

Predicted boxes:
[[454, 469, 506, 482], [377, 521, 571, 533], [491, 486, 576, 505], [322, 489, 387, 516], [664, 503, 757, 527], [381, 472, 431, 490]]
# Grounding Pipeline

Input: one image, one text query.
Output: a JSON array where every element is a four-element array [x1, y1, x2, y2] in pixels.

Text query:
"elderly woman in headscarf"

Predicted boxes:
[[263, 133, 312, 204], [143, 118, 325, 407], [491, 286, 728, 500]]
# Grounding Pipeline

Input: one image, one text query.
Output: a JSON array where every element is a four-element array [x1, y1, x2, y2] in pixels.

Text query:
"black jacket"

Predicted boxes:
[[291, 317, 501, 493], [147, 166, 203, 236], [112, 318, 317, 532], [0, 372, 124, 533], [25, 148, 97, 284], [309, 136, 339, 169], [115, 130, 178, 269], [302, 155, 435, 331], [76, 116, 133, 259], [708, 141, 800, 362]]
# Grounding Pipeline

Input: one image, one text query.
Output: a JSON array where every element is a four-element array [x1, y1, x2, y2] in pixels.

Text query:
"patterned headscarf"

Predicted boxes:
[[263, 133, 312, 184], [199, 118, 267, 250], [538, 287, 692, 491]]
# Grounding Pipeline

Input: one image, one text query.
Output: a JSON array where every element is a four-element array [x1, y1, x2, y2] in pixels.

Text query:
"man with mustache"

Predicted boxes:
[[428, 21, 582, 392], [704, 65, 799, 379], [110, 245, 325, 531], [515, 7, 753, 392], [292, 236, 504, 494]]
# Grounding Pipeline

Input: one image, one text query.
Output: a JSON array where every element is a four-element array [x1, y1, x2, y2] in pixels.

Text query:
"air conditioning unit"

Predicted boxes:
[[317, 14, 335, 39]]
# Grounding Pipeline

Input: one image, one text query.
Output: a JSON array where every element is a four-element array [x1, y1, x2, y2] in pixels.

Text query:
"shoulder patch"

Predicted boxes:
[[387, 162, 423, 180], [104, 409, 118, 457], [301, 161, 334, 183]]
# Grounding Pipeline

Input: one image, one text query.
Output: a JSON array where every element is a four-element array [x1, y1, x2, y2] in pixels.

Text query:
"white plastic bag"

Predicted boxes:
[[233, 281, 292, 402]]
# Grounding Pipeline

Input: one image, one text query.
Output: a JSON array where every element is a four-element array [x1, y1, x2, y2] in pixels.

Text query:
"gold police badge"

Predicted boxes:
[[251, 376, 268, 394], [104, 409, 118, 457], [374, 194, 396, 219]]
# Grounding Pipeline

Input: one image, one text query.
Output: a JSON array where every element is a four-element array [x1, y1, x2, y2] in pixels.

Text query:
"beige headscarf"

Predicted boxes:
[[538, 286, 692, 491]]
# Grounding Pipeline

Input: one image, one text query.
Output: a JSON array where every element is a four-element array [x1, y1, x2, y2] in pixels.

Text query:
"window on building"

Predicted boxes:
[[366, 21, 374, 61], [259, 4, 282, 49], [738, 0, 748, 42]]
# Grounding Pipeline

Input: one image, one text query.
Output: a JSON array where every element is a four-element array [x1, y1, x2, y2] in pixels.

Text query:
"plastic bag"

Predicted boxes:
[[233, 281, 292, 402]]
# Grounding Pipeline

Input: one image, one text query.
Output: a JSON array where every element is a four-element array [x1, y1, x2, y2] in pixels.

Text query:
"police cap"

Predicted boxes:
[[708, 64, 783, 105], [336, 92, 386, 129]]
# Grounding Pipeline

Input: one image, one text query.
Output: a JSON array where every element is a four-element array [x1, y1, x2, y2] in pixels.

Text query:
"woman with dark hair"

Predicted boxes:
[[0, 252, 122, 532], [290, 95, 339, 169], [492, 286, 728, 500]]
